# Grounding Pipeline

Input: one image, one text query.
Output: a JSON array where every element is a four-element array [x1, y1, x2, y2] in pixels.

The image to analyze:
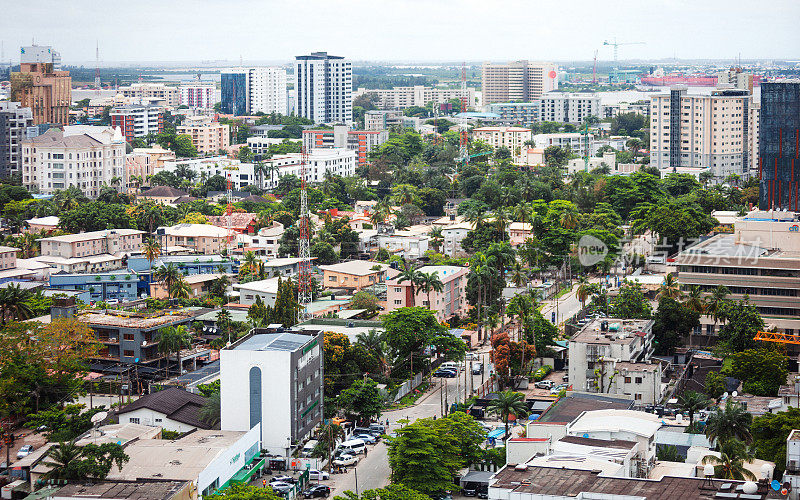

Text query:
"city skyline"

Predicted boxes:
[[2, 0, 800, 64]]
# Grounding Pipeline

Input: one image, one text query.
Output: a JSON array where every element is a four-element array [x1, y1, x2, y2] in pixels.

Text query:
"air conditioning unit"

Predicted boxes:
[[789, 459, 799, 471]]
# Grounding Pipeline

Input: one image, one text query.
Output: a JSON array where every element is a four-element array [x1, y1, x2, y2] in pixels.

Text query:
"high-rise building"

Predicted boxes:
[[0, 102, 33, 178], [481, 61, 558, 104], [538, 92, 601, 124], [649, 86, 759, 180], [21, 126, 126, 197], [110, 105, 163, 143], [717, 68, 754, 93], [176, 115, 230, 154], [10, 62, 71, 125], [20, 45, 61, 70], [759, 82, 800, 211], [117, 83, 179, 107], [220, 68, 287, 116], [302, 125, 388, 167], [178, 84, 216, 109], [295, 52, 352, 124]]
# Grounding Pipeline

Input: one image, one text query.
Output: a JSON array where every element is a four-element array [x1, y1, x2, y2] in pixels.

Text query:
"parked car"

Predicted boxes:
[[550, 384, 568, 395], [472, 363, 484, 375], [271, 482, 292, 495], [462, 484, 478, 497], [302, 485, 331, 498], [534, 380, 554, 389], [369, 423, 386, 434], [270, 475, 296, 484], [16, 445, 34, 459], [333, 454, 359, 466], [431, 493, 453, 500], [353, 433, 376, 444], [434, 368, 457, 378], [309, 469, 330, 481]]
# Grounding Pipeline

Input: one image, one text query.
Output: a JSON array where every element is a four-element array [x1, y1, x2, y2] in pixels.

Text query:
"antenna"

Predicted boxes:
[[95, 40, 101, 95], [459, 62, 469, 165], [297, 146, 312, 323]]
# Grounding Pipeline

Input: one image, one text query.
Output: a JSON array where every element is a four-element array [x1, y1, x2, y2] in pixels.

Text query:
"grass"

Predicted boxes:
[[553, 284, 574, 300], [386, 381, 431, 410]]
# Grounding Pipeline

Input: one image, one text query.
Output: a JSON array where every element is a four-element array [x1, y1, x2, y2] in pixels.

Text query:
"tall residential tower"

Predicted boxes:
[[481, 61, 558, 104], [295, 52, 352, 124]]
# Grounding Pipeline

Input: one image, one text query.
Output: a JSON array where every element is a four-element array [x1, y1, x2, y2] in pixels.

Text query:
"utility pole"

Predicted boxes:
[[464, 361, 468, 402], [440, 378, 444, 416]]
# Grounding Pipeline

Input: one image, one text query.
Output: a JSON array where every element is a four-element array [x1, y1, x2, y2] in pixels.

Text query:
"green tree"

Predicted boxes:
[[487, 390, 528, 437], [158, 325, 192, 376], [200, 387, 221, 427], [44, 442, 129, 481], [609, 281, 652, 319], [677, 391, 710, 425], [310, 240, 338, 265], [705, 371, 726, 399], [350, 291, 380, 313], [0, 283, 33, 324], [727, 348, 787, 396], [396, 261, 425, 307], [337, 378, 383, 424], [382, 307, 448, 376], [718, 300, 764, 353], [701, 438, 756, 480], [59, 201, 135, 232], [652, 297, 699, 355], [205, 484, 280, 500], [752, 407, 800, 476], [26, 404, 107, 442], [334, 484, 429, 500], [388, 420, 460, 495], [657, 445, 684, 462], [706, 400, 753, 445]]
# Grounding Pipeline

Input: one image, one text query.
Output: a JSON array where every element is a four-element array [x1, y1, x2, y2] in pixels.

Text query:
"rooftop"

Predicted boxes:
[[51, 480, 191, 500], [263, 257, 304, 268], [79, 309, 199, 330], [568, 409, 663, 438], [232, 332, 317, 352], [318, 260, 389, 276], [140, 186, 189, 198], [40, 229, 145, 244], [233, 276, 280, 294], [536, 393, 633, 424], [161, 223, 229, 238], [26, 215, 59, 226], [117, 387, 212, 429], [570, 318, 654, 345]]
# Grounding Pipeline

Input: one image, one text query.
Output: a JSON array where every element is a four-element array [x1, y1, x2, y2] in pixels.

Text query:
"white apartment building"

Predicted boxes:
[[245, 136, 301, 158], [364, 110, 404, 130], [0, 102, 34, 178], [472, 126, 533, 163], [481, 61, 558, 104], [21, 126, 126, 197], [302, 125, 388, 166], [295, 52, 352, 124], [110, 104, 163, 141], [650, 86, 759, 180], [176, 115, 230, 155], [353, 86, 477, 110], [117, 83, 179, 107], [260, 149, 358, 189], [568, 318, 660, 403], [179, 84, 217, 109], [534, 132, 593, 158], [221, 331, 324, 455], [539, 92, 601, 124], [248, 67, 288, 115], [163, 156, 253, 190]]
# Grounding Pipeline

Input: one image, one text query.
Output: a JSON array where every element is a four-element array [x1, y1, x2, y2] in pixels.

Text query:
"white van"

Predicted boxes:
[[338, 439, 367, 455], [440, 361, 460, 372], [301, 439, 319, 457]]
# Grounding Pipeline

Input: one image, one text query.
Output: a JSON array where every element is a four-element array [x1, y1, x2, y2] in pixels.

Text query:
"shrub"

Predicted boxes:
[[533, 365, 553, 382]]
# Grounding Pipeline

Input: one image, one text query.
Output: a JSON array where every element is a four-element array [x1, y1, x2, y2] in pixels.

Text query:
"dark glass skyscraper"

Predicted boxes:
[[220, 71, 248, 116], [759, 82, 800, 210]]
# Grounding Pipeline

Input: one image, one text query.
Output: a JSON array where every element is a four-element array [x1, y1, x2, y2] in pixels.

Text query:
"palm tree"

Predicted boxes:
[[142, 237, 161, 273], [706, 400, 753, 445], [169, 276, 192, 299], [242, 251, 260, 275], [418, 271, 444, 309], [701, 439, 756, 481], [356, 329, 389, 375], [575, 276, 593, 309], [509, 262, 528, 287], [493, 207, 510, 235], [684, 286, 705, 314], [396, 260, 425, 307], [158, 325, 192, 377], [487, 390, 529, 438], [657, 272, 682, 301], [705, 285, 731, 331], [464, 207, 486, 229], [43, 441, 84, 480], [513, 202, 532, 230], [0, 283, 34, 324], [678, 390, 710, 425], [429, 226, 444, 254], [154, 263, 182, 298], [200, 389, 221, 427], [560, 210, 579, 230]]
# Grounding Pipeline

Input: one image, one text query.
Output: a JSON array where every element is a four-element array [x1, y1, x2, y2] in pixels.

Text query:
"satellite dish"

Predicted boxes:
[[91, 411, 108, 424], [742, 482, 758, 495], [732, 391, 738, 398], [722, 392, 729, 399], [704, 464, 715, 477]]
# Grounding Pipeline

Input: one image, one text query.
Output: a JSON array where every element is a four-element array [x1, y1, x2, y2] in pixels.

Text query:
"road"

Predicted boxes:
[[329, 356, 493, 497]]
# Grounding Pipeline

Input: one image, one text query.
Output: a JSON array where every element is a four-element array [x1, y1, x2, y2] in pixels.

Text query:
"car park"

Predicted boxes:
[[270, 482, 292, 496], [369, 423, 386, 434], [16, 445, 34, 459], [333, 454, 359, 466], [534, 380, 554, 389], [302, 485, 331, 498], [309, 469, 329, 481], [462, 484, 478, 496], [550, 384, 568, 394]]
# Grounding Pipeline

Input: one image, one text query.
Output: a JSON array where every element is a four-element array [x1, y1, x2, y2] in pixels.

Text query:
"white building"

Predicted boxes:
[[534, 132, 593, 158], [0, 102, 33, 178], [259, 148, 357, 189], [374, 231, 429, 260], [163, 156, 254, 190], [233, 277, 281, 306], [221, 331, 323, 455], [364, 110, 404, 130], [539, 92, 601, 124], [472, 126, 533, 163], [21, 126, 126, 197], [441, 220, 473, 257], [295, 52, 352, 124], [353, 85, 477, 110], [116, 387, 214, 433], [110, 104, 163, 141], [117, 83, 180, 107], [179, 84, 217, 110], [249, 67, 288, 115], [247, 221, 285, 259]]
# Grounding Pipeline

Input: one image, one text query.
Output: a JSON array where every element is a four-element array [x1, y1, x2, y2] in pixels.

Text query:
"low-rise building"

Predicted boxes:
[[151, 273, 225, 299], [110, 104, 164, 143], [259, 149, 358, 189], [247, 222, 284, 258], [206, 213, 258, 234], [302, 125, 388, 167], [49, 480, 194, 500], [484, 102, 541, 125], [0, 246, 19, 272], [157, 224, 230, 254], [117, 387, 214, 433], [40, 229, 145, 259], [127, 255, 238, 276], [176, 115, 230, 155], [472, 126, 532, 164], [233, 277, 281, 306], [221, 330, 323, 455], [533, 132, 592, 158], [36, 253, 125, 274], [318, 261, 390, 292], [364, 110, 404, 130], [508, 222, 533, 246], [24, 215, 59, 234], [386, 265, 468, 321], [162, 157, 255, 191], [374, 230, 430, 260], [49, 270, 141, 302]]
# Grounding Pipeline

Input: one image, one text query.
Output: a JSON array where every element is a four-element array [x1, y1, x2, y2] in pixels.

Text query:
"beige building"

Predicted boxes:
[[481, 61, 558, 104], [675, 209, 800, 337], [472, 126, 533, 163], [125, 146, 176, 190], [39, 229, 145, 259], [138, 185, 190, 205], [649, 86, 759, 181], [10, 62, 71, 125], [117, 83, 180, 107], [353, 85, 477, 110], [21, 126, 126, 197], [177, 115, 230, 154], [0, 246, 19, 271], [158, 223, 230, 254], [151, 273, 224, 299], [318, 261, 390, 291], [386, 265, 468, 321]]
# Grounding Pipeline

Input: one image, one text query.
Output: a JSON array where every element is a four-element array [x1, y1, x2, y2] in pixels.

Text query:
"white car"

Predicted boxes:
[[353, 433, 376, 444], [16, 445, 34, 459], [333, 454, 359, 466], [309, 469, 330, 481]]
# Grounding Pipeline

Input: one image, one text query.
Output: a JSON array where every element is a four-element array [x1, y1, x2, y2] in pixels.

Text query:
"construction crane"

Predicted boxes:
[[458, 62, 469, 164], [297, 146, 312, 323], [603, 38, 645, 84], [754, 331, 800, 345]]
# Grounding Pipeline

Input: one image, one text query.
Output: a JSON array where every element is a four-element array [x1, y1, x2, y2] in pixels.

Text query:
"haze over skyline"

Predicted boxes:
[[2, 0, 799, 65]]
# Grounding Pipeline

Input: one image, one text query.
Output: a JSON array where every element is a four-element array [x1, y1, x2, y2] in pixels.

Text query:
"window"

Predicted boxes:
[[394, 300, 401, 305], [634, 394, 642, 401], [624, 377, 631, 383], [635, 377, 643, 384], [123, 333, 135, 341], [123, 350, 134, 357], [155, 418, 162, 423], [394, 287, 402, 293], [129, 417, 140, 424]]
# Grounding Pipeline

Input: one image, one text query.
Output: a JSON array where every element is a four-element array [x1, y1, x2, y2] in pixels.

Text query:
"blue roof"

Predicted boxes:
[[455, 112, 500, 118]]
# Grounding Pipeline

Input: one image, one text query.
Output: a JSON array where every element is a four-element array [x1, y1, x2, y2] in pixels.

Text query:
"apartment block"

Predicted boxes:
[[539, 92, 601, 124], [0, 102, 33, 178], [649, 86, 759, 180], [117, 83, 179, 107], [156, 223, 230, 254], [364, 110, 404, 130], [259, 149, 358, 189], [481, 61, 558, 104], [110, 105, 164, 142], [21, 126, 126, 197], [0, 246, 19, 271], [221, 67, 288, 116], [176, 115, 230, 154], [353, 85, 477, 110], [675, 209, 800, 337], [534, 132, 593, 158], [302, 125, 388, 166], [295, 52, 352, 124], [10, 62, 71, 125], [179, 84, 217, 109], [386, 265, 468, 321], [318, 261, 390, 292], [50, 271, 141, 303], [758, 82, 800, 211], [473, 126, 533, 163], [484, 102, 541, 125], [40, 229, 145, 258]]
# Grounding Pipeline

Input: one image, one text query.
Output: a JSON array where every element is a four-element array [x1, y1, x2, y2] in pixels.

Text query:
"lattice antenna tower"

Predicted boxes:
[[459, 62, 469, 165], [226, 173, 234, 253], [297, 146, 312, 323], [95, 41, 101, 95]]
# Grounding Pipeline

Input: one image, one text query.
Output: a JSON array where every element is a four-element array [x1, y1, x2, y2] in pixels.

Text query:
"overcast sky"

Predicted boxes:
[[2, 0, 799, 65]]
